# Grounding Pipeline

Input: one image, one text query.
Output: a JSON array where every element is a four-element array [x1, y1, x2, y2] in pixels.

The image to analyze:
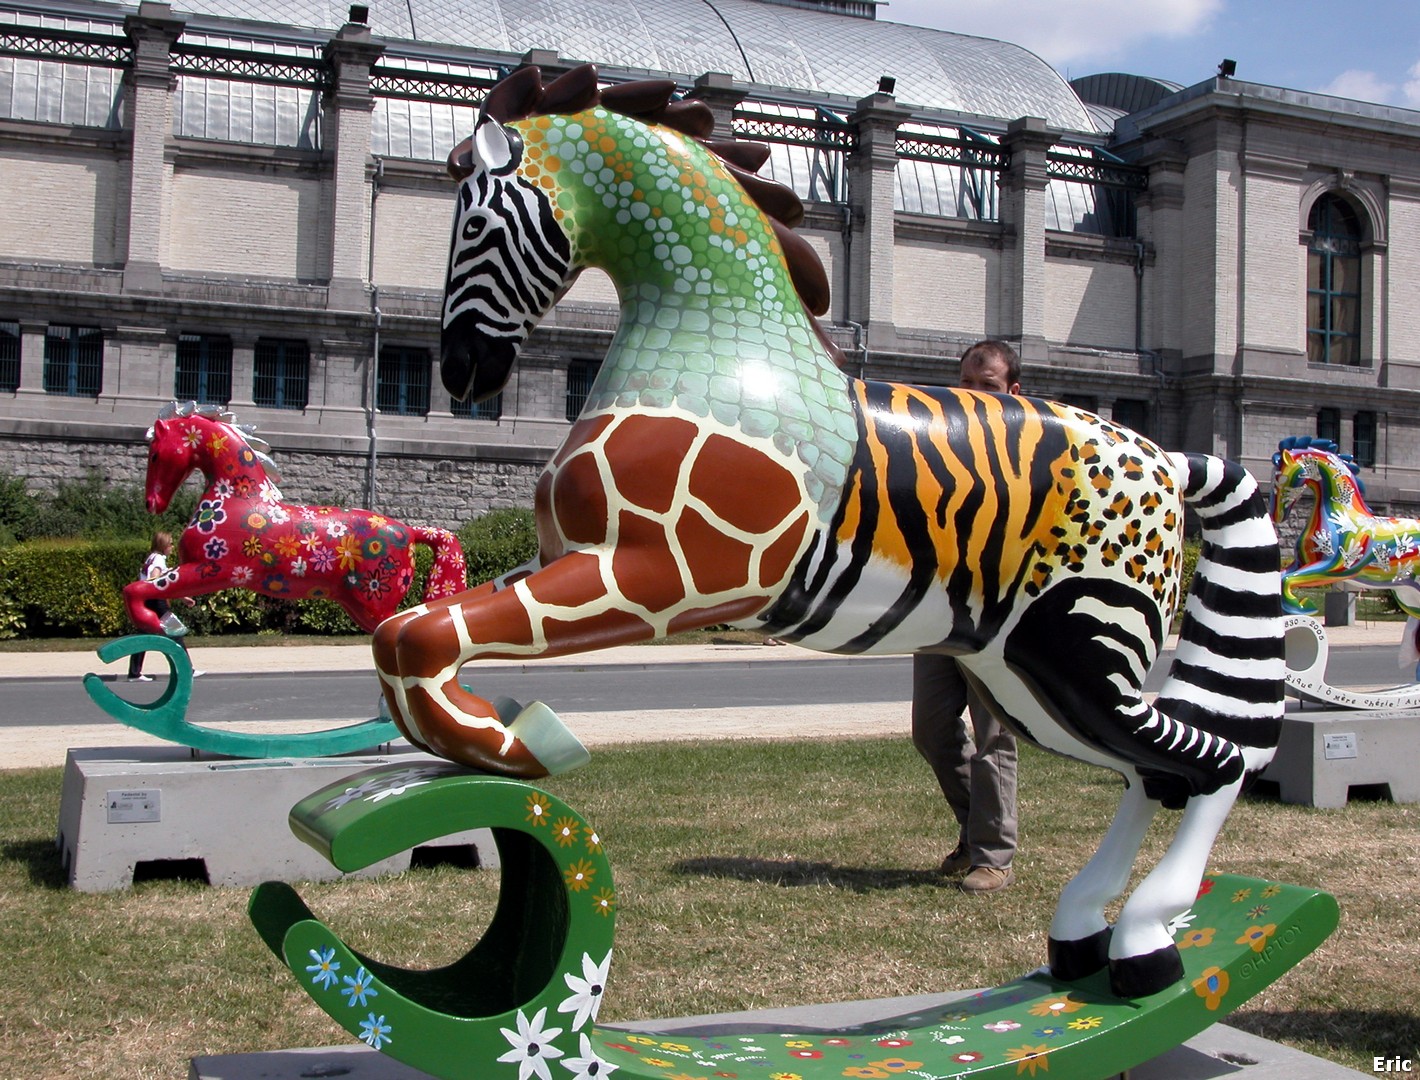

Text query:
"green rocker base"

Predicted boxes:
[[249, 766, 1339, 1080], [84, 635, 399, 759]]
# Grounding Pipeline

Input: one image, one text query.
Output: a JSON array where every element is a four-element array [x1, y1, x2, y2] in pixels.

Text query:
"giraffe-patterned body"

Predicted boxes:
[[374, 64, 1286, 998]]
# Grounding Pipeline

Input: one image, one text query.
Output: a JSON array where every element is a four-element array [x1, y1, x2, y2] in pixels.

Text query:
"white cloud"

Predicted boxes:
[[1318, 69, 1398, 105], [877, 0, 1221, 67], [1403, 60, 1420, 109]]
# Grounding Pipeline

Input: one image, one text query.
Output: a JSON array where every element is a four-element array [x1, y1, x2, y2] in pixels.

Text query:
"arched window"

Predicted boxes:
[[1306, 193, 1363, 366]]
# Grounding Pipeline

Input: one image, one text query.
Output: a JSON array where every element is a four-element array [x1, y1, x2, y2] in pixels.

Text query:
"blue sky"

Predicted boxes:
[[879, 0, 1420, 109]]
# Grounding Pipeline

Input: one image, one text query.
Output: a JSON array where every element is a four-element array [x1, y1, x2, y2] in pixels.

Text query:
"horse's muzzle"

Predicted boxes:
[[441, 324, 518, 404]]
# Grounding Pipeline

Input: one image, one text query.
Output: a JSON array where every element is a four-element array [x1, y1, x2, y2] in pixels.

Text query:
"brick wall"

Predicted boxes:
[[1181, 150, 1236, 364], [1389, 195, 1420, 362], [1043, 257, 1135, 347], [371, 186, 449, 288], [559, 269, 618, 308], [168, 168, 323, 279], [0, 148, 122, 265], [1241, 172, 1304, 353], [0, 433, 545, 529], [892, 243, 990, 336]]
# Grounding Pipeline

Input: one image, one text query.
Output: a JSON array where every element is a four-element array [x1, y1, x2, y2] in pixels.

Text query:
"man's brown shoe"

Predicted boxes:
[[961, 865, 1015, 893], [939, 844, 971, 876]]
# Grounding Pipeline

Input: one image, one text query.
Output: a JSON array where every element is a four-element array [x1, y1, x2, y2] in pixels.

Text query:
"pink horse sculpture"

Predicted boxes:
[[126, 402, 466, 634]]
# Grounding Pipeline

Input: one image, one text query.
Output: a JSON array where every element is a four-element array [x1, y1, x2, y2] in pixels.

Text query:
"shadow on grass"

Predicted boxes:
[[1230, 1007, 1420, 1063], [673, 855, 949, 893], [2, 837, 67, 888]]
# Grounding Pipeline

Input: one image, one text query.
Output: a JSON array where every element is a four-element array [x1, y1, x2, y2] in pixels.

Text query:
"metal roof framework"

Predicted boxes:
[[0, 3, 1145, 231]]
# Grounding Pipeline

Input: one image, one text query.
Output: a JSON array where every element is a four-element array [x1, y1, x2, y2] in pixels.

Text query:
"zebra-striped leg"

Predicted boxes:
[[1048, 775, 1157, 981], [1107, 777, 1243, 998]]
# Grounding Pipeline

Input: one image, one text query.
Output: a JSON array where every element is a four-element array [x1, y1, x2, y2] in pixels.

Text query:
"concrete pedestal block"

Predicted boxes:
[[57, 745, 498, 891], [1261, 710, 1420, 808], [1323, 588, 1356, 627]]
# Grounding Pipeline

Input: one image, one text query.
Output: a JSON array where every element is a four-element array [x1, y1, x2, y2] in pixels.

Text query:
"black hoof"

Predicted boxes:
[[1109, 944, 1185, 998], [1048, 927, 1112, 981]]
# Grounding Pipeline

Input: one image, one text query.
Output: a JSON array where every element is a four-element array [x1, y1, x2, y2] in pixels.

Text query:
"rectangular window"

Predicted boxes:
[[451, 391, 503, 420], [175, 333, 233, 406], [253, 338, 310, 410], [377, 346, 431, 416], [1111, 398, 1150, 439], [1354, 410, 1377, 468], [1059, 393, 1098, 414], [1317, 407, 1340, 445], [1305, 195, 1364, 366], [43, 324, 103, 397], [565, 358, 601, 421], [0, 321, 18, 392]]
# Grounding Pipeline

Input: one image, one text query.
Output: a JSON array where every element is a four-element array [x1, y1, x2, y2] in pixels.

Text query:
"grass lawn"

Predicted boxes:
[[2, 737, 1416, 1078]]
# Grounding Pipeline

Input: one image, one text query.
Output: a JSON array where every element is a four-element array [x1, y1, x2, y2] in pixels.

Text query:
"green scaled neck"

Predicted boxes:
[[521, 107, 857, 513]]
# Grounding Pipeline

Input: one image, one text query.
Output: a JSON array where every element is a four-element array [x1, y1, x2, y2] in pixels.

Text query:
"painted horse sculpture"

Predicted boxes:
[[128, 402, 467, 634], [1272, 435, 1420, 617], [372, 64, 1286, 999]]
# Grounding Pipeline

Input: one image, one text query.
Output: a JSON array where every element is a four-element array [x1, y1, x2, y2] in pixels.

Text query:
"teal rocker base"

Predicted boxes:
[[249, 768, 1339, 1080], [84, 634, 399, 759]]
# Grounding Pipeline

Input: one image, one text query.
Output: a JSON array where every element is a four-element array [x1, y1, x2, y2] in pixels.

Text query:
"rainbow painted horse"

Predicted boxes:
[[1273, 435, 1420, 617], [127, 402, 466, 634], [370, 64, 1286, 998]]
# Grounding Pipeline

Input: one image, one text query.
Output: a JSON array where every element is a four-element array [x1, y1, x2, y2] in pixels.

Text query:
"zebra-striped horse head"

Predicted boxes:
[[442, 66, 578, 404]]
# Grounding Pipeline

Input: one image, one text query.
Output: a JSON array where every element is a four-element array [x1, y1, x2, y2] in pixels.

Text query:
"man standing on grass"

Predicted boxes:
[[911, 340, 1021, 894]]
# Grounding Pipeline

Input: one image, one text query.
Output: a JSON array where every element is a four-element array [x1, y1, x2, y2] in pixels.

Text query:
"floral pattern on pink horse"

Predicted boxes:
[[127, 402, 467, 635]]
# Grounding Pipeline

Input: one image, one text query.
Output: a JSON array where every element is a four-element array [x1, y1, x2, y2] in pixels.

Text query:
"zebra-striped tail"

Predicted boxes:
[[1151, 454, 1285, 796]]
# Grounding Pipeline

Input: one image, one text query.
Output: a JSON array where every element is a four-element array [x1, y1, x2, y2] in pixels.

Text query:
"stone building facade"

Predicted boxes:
[[2, 0, 1420, 526]]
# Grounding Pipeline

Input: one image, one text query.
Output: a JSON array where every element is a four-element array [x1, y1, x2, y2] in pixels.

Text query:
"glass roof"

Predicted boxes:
[[44, 0, 1099, 131]]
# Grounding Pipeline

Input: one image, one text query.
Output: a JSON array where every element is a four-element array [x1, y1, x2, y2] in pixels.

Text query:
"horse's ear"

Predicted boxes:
[[448, 135, 475, 181], [148, 416, 174, 444], [473, 115, 523, 176]]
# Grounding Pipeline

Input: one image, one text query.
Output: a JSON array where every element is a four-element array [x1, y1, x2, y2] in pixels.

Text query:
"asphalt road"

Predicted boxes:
[[6, 643, 1409, 728]]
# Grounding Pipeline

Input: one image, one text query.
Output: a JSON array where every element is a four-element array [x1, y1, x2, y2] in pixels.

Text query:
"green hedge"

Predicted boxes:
[[460, 506, 540, 584], [0, 470, 197, 548], [0, 508, 541, 640], [0, 540, 141, 639]]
